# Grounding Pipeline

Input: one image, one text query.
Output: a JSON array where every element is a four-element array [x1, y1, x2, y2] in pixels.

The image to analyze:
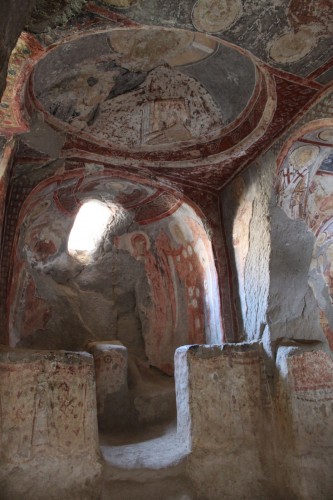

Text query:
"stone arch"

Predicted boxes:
[[7, 170, 223, 373]]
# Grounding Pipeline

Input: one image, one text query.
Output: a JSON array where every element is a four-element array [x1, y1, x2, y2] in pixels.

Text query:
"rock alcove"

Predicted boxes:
[[8, 173, 221, 442], [0, 3, 333, 499]]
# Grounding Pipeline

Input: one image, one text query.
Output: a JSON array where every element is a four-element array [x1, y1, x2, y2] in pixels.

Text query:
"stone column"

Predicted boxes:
[[175, 343, 272, 499], [87, 340, 130, 430], [275, 344, 333, 499]]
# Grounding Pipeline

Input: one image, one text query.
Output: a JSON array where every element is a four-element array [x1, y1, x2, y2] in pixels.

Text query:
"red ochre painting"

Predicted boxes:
[[277, 121, 333, 349], [8, 174, 222, 374]]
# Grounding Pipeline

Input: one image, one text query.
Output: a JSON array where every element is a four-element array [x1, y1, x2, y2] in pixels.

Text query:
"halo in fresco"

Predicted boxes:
[[191, 0, 242, 34], [316, 232, 327, 247], [269, 27, 316, 64], [108, 29, 218, 71], [319, 129, 333, 143], [289, 145, 320, 169]]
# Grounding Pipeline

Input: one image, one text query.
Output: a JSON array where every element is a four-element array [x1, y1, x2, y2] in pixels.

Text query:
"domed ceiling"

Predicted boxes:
[[29, 27, 272, 166], [0, 0, 330, 189], [0, 0, 331, 346]]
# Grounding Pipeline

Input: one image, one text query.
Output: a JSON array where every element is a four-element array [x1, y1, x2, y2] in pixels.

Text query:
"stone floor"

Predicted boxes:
[[100, 421, 196, 500]]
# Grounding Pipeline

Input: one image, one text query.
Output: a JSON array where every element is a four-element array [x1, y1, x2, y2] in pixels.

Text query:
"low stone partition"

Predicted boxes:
[[87, 340, 130, 430], [175, 343, 271, 499], [0, 346, 102, 500], [275, 344, 333, 499], [175, 342, 333, 499]]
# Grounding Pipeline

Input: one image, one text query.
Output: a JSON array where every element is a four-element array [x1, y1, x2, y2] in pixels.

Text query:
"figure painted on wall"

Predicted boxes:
[[9, 269, 52, 347], [319, 309, 333, 350], [277, 144, 320, 220], [184, 216, 221, 343], [156, 222, 206, 346], [289, 168, 308, 219], [142, 98, 192, 145], [313, 225, 333, 304], [269, 0, 333, 64], [115, 223, 209, 372], [130, 232, 149, 259], [66, 63, 223, 148], [116, 231, 175, 374], [191, 0, 243, 34]]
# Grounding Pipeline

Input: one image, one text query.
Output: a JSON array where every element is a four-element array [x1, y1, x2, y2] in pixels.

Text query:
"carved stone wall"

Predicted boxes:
[[175, 342, 333, 499], [0, 346, 102, 500]]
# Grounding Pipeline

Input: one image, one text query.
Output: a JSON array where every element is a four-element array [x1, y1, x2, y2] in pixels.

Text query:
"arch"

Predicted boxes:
[[7, 170, 223, 373]]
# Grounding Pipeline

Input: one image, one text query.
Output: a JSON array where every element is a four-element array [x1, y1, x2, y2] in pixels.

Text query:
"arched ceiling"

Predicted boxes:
[[0, 0, 331, 191], [0, 0, 332, 347]]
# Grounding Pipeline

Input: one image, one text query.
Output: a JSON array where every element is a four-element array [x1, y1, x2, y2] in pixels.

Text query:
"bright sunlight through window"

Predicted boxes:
[[68, 200, 112, 260]]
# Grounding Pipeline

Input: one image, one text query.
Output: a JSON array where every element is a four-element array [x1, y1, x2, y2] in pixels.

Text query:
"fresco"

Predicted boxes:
[[103, 0, 137, 7], [97, 0, 333, 78], [318, 152, 333, 174], [310, 218, 333, 350], [114, 206, 221, 374], [269, 0, 333, 64], [278, 126, 333, 224], [277, 124, 333, 349], [191, 0, 242, 34], [8, 174, 221, 374], [277, 144, 321, 220], [0, 33, 43, 136], [32, 27, 259, 152], [86, 65, 222, 148], [318, 129, 333, 143]]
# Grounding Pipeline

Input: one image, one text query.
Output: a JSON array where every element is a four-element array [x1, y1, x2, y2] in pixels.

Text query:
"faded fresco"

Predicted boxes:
[[32, 27, 257, 152], [0, 347, 101, 497], [100, 0, 333, 78], [191, 0, 243, 34], [269, 0, 333, 65], [277, 124, 333, 349], [8, 174, 221, 375]]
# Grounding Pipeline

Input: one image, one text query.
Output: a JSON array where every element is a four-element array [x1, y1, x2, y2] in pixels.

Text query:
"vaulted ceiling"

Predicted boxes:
[[1, 0, 332, 192]]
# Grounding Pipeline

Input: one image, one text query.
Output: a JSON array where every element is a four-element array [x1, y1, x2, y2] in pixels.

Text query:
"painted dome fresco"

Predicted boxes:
[[30, 27, 274, 164]]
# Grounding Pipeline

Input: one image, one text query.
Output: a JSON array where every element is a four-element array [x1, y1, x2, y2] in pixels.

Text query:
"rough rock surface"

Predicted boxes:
[[0, 0, 35, 99], [222, 151, 330, 362], [222, 155, 272, 340]]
